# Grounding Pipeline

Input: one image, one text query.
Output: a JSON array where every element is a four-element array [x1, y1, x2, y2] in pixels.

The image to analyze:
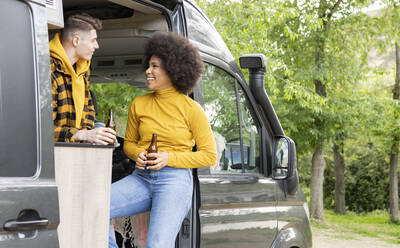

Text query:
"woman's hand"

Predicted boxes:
[[135, 151, 148, 170], [146, 152, 169, 170]]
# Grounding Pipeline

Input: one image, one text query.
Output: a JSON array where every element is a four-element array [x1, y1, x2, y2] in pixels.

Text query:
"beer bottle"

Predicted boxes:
[[146, 133, 158, 160], [106, 109, 116, 144], [106, 109, 116, 131]]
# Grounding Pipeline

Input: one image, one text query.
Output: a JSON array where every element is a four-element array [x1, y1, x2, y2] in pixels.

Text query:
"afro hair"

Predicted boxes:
[[143, 32, 204, 94]]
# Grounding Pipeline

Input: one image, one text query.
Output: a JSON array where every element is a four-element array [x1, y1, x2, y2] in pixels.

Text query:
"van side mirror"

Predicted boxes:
[[272, 136, 297, 180]]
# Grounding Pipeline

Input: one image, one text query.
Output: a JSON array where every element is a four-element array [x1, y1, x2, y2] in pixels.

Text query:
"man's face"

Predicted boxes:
[[74, 29, 99, 61]]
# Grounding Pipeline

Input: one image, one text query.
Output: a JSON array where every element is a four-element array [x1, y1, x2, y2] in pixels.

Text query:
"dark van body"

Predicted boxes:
[[0, 0, 311, 247]]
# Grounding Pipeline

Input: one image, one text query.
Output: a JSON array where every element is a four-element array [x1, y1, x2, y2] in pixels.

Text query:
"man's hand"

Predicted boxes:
[[73, 127, 116, 145]]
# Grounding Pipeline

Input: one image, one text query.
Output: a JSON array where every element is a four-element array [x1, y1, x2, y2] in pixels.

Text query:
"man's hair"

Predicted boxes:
[[61, 13, 102, 41]]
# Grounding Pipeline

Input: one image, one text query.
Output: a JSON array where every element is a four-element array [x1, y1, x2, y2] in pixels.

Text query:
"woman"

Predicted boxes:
[[109, 32, 217, 248]]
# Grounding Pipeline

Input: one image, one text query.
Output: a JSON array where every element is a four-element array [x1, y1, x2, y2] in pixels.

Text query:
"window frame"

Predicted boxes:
[[194, 55, 272, 176], [0, 0, 40, 178]]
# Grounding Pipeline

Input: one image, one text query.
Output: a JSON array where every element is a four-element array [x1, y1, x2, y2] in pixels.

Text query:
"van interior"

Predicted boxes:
[[52, 0, 258, 175], [50, 2, 171, 245], [50, 0, 171, 135]]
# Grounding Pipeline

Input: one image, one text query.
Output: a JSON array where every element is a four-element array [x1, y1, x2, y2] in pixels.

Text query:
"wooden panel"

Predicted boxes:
[[55, 145, 113, 248]]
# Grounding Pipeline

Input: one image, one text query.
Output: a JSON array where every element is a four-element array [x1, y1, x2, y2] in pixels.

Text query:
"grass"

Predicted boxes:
[[311, 209, 400, 244]]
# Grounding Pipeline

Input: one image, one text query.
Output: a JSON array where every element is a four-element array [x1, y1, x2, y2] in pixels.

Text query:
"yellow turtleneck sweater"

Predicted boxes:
[[124, 87, 217, 168], [49, 33, 90, 128]]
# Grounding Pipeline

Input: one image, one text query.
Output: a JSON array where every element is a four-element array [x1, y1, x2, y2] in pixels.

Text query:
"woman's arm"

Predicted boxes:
[[167, 102, 217, 168], [123, 100, 144, 161]]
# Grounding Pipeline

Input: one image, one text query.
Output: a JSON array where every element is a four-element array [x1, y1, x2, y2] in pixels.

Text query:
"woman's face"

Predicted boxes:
[[146, 55, 173, 91]]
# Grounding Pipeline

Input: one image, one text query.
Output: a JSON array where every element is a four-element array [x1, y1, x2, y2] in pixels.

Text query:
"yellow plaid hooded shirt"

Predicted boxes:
[[50, 34, 95, 142]]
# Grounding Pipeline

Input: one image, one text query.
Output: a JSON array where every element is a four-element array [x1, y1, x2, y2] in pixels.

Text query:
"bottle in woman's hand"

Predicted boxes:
[[145, 134, 157, 169]]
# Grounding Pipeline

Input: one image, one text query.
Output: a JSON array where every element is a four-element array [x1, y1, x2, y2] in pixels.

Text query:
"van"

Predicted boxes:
[[0, 0, 312, 247]]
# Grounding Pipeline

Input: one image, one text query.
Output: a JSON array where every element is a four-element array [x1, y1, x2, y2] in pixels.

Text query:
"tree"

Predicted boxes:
[[372, 1, 400, 222], [260, 0, 374, 220], [196, 0, 390, 218], [389, 42, 399, 222]]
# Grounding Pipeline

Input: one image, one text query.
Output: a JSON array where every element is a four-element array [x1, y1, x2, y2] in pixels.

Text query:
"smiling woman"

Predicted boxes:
[[108, 32, 217, 248]]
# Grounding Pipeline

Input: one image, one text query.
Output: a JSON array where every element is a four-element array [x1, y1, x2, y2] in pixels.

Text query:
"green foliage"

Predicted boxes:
[[323, 141, 391, 212], [197, 0, 377, 152], [197, 0, 400, 214], [202, 65, 239, 142], [372, 1, 400, 52], [320, 132, 400, 213], [90, 82, 147, 136]]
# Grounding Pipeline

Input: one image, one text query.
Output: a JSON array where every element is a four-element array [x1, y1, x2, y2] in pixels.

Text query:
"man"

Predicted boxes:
[[50, 13, 115, 144]]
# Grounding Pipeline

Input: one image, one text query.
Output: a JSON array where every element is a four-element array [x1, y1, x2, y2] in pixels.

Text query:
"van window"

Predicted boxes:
[[237, 85, 261, 173], [0, 0, 38, 177], [184, 2, 234, 63], [199, 64, 260, 174]]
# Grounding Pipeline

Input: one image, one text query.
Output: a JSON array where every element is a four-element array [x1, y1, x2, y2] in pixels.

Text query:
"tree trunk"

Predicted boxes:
[[310, 146, 326, 220], [311, 36, 326, 222], [389, 147, 399, 222], [333, 136, 345, 215], [390, 42, 400, 222], [309, 2, 343, 221]]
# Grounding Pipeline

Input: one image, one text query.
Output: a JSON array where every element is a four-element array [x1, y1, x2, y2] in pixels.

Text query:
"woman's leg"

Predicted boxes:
[[109, 172, 152, 248], [146, 167, 193, 248]]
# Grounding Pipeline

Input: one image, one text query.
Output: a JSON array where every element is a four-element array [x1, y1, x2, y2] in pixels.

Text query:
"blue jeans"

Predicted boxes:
[[109, 166, 193, 248]]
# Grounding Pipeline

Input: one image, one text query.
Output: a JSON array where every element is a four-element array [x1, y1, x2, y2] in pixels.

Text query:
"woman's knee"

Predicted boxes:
[[110, 174, 152, 218]]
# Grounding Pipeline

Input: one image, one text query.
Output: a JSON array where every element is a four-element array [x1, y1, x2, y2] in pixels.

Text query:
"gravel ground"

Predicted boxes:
[[312, 227, 400, 248]]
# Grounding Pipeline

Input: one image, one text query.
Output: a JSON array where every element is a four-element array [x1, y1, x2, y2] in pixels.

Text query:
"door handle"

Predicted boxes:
[[4, 218, 49, 231], [3, 209, 49, 231]]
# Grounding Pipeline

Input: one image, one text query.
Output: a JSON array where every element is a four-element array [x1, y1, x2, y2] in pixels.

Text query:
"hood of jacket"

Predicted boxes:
[[49, 33, 91, 128]]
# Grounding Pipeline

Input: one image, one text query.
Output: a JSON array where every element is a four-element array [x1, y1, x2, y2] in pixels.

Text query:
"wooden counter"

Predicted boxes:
[[54, 143, 113, 248]]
